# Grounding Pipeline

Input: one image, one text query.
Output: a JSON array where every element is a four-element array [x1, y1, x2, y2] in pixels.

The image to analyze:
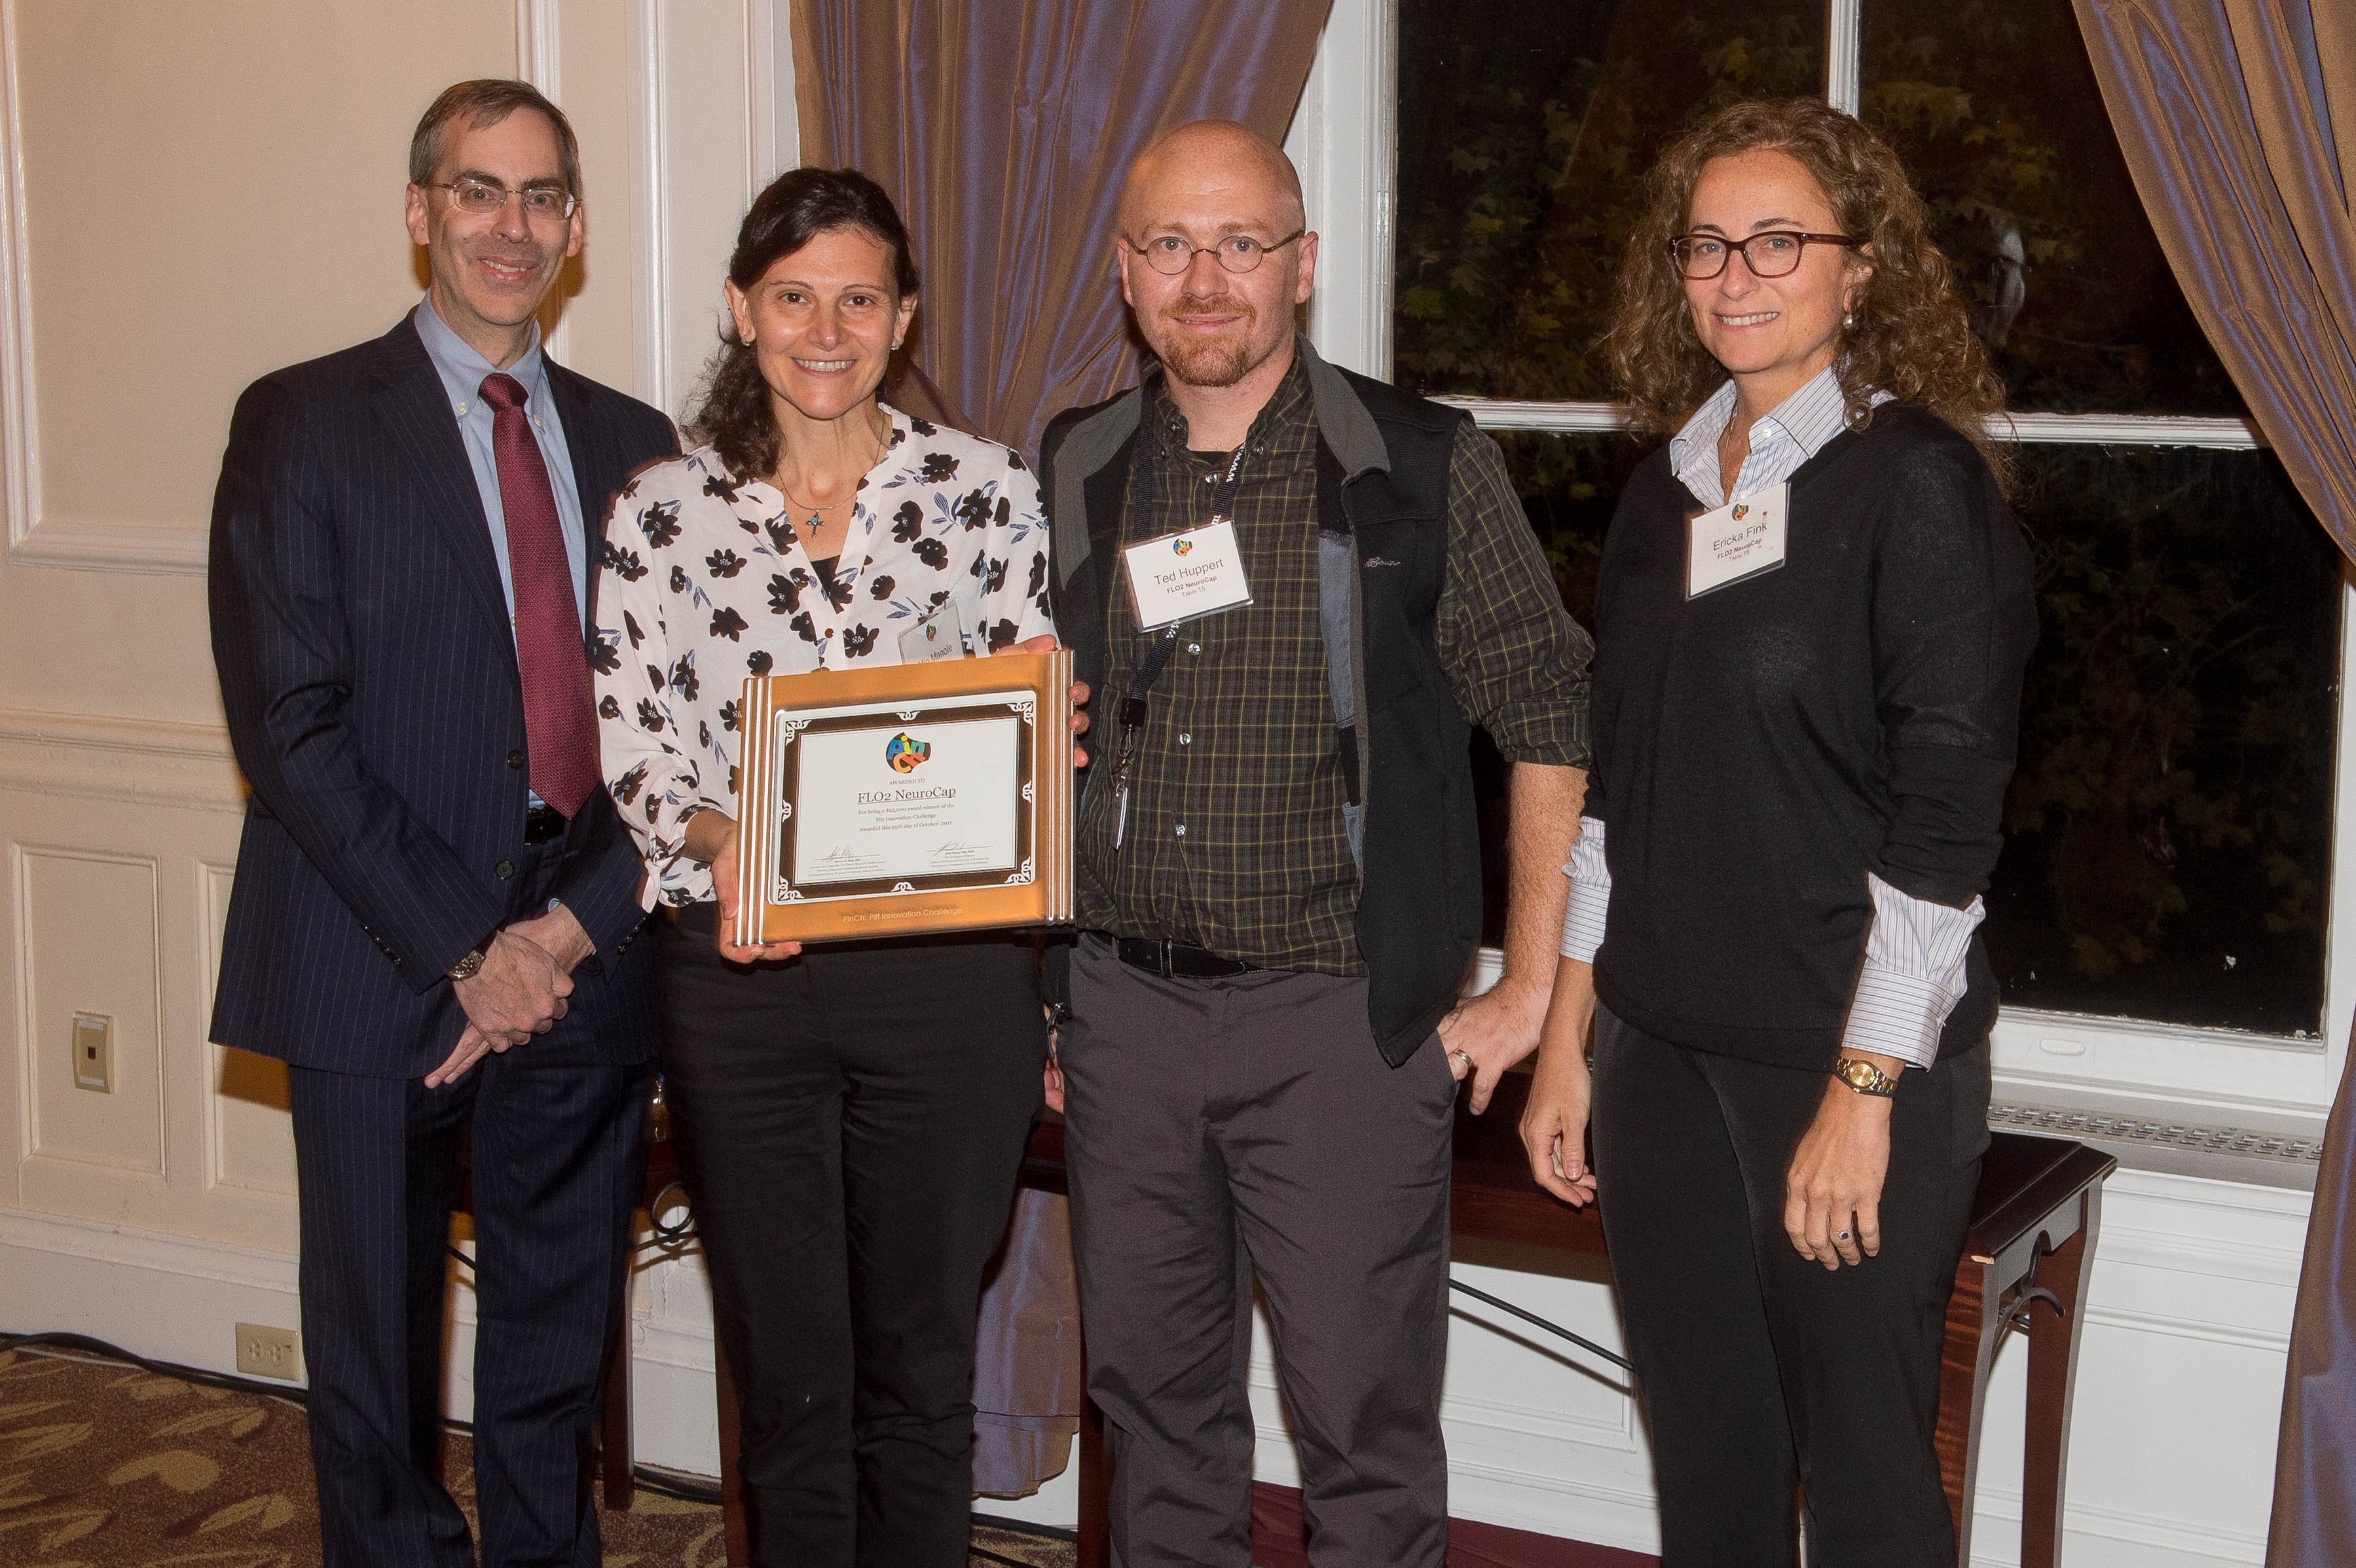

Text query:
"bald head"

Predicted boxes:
[[1118, 120, 1305, 238]]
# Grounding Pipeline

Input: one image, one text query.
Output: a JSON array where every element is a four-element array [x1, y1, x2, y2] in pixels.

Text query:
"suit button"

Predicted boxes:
[[496, 860, 515, 879], [507, 748, 526, 770]]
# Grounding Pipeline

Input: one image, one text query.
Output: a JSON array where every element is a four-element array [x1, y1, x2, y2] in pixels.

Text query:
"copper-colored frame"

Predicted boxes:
[[732, 649, 1074, 945]]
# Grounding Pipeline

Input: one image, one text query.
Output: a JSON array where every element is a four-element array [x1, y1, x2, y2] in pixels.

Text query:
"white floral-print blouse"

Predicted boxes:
[[591, 405, 1055, 907]]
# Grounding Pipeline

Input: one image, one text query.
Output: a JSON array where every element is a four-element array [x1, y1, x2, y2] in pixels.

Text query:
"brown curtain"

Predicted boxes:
[[2069, 4, 2356, 1561], [790, 0, 1334, 458], [787, 0, 1334, 1495]]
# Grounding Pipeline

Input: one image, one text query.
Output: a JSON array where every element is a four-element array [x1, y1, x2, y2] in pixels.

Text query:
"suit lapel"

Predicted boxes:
[[369, 316, 513, 635], [543, 361, 610, 637]]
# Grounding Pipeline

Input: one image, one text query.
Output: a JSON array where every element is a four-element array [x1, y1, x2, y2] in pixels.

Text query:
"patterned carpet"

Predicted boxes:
[[0, 1348, 1073, 1566]]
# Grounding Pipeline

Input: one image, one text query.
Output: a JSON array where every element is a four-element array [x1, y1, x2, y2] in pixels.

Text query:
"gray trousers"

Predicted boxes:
[[1061, 934, 1458, 1568]]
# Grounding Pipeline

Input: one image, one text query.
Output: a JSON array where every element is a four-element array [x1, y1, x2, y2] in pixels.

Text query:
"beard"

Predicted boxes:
[[1152, 291, 1264, 388]]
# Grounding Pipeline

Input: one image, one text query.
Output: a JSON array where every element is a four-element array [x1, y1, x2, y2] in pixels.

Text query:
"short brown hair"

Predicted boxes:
[[1607, 98, 2010, 488], [409, 80, 581, 197]]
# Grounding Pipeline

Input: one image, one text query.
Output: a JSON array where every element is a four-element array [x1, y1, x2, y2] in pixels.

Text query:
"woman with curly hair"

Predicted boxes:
[[591, 167, 1058, 1567], [1517, 98, 2037, 1565]]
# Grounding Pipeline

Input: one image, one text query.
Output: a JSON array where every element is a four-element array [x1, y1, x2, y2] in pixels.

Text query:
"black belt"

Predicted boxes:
[[523, 802, 569, 845], [1112, 936, 1255, 979]]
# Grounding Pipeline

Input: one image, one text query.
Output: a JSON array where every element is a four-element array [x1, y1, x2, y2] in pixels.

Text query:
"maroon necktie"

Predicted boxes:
[[479, 372, 598, 819]]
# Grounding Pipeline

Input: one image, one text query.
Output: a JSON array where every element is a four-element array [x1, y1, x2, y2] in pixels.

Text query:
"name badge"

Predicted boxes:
[[1120, 519, 1253, 631], [896, 602, 965, 663], [1686, 483, 1789, 599]]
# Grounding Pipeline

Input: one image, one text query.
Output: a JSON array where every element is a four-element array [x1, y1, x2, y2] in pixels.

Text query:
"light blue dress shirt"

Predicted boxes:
[[413, 296, 589, 622]]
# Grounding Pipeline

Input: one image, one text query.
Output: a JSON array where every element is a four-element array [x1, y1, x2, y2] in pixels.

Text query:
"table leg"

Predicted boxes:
[[1077, 1389, 1110, 1568], [716, 1335, 750, 1567], [597, 1262, 633, 1510], [2022, 1189, 2100, 1568], [1935, 1256, 2005, 1567]]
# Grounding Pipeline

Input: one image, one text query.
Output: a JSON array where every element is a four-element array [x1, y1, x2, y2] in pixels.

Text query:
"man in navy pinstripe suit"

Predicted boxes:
[[207, 80, 676, 1567]]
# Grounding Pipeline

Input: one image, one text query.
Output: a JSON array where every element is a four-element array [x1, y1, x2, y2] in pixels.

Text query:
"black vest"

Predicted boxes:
[[1039, 365, 1476, 1066]]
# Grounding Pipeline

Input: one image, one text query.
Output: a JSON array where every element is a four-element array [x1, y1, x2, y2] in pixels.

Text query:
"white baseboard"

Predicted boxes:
[[0, 1179, 2301, 1568]]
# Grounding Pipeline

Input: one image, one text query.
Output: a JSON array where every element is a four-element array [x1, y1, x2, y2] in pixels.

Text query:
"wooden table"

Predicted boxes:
[[602, 1074, 2112, 1568]]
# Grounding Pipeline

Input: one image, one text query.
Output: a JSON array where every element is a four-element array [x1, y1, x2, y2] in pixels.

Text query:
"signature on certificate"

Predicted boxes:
[[930, 839, 985, 866]]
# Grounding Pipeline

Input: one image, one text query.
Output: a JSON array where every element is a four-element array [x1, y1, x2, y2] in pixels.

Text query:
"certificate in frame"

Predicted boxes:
[[731, 650, 1074, 945]]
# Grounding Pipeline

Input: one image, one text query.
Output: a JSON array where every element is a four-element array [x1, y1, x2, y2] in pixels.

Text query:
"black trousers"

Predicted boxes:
[[1590, 1002, 1989, 1568], [286, 1051, 650, 1568], [654, 906, 1045, 1568], [1060, 934, 1458, 1568]]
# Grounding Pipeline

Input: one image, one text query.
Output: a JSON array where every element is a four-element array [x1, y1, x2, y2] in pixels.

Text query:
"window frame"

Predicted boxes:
[[1289, 0, 2353, 1124]]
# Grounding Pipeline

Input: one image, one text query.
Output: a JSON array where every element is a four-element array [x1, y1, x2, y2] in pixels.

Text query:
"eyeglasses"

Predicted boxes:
[[1125, 230, 1306, 276], [432, 178, 578, 223], [1669, 230, 1860, 280]]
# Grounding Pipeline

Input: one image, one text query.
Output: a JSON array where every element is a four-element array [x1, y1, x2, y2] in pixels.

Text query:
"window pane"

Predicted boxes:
[[1487, 432, 2336, 1033], [1394, 0, 1828, 403], [1860, 3, 2247, 416], [1991, 445, 2336, 1034]]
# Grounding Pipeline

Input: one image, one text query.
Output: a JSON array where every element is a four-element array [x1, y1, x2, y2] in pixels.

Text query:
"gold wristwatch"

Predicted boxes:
[[446, 947, 488, 981], [1831, 1055, 1899, 1098]]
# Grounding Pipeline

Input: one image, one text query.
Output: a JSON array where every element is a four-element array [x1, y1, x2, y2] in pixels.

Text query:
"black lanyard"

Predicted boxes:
[[1107, 439, 1245, 847]]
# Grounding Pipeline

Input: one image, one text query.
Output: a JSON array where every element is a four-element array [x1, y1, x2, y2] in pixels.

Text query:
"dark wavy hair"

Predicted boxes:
[[1606, 98, 2012, 488], [689, 168, 921, 483]]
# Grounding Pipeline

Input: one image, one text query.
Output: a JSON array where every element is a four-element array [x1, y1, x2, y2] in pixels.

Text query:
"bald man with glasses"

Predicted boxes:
[[1039, 120, 1592, 1567]]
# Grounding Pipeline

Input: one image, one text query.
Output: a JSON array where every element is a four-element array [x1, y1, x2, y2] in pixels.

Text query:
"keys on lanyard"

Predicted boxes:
[[1109, 444, 1245, 851]]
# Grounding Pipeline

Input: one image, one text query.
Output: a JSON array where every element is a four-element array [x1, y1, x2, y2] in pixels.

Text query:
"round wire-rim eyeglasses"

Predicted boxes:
[[1125, 230, 1307, 276], [431, 178, 579, 223], [1668, 230, 1861, 281]]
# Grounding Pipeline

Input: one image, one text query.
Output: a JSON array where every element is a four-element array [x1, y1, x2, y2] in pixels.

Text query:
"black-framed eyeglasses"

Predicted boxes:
[[431, 178, 578, 223], [1125, 230, 1306, 276], [1668, 230, 1860, 280]]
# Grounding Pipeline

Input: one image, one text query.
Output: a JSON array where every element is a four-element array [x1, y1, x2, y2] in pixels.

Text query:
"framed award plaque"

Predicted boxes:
[[731, 650, 1075, 945]]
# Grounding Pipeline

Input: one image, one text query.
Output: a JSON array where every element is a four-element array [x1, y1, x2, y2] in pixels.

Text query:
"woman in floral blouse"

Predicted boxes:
[[591, 168, 1053, 1568]]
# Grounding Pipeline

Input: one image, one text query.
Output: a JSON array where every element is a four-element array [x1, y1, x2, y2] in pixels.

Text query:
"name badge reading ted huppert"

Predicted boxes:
[[1121, 519, 1253, 631], [1685, 483, 1790, 599], [896, 601, 965, 663]]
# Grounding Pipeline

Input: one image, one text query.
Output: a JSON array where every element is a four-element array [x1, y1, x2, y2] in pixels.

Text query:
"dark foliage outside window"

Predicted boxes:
[[1403, 1, 2344, 1034]]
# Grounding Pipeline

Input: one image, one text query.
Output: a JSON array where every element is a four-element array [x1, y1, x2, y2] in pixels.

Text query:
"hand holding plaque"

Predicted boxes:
[[731, 649, 1075, 946]]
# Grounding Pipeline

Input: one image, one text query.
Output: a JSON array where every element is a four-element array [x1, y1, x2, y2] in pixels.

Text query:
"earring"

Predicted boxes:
[[1842, 310, 1855, 331]]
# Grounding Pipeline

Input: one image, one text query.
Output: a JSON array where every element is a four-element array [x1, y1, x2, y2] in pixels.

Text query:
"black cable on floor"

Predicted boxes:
[[1447, 1278, 1634, 1373]]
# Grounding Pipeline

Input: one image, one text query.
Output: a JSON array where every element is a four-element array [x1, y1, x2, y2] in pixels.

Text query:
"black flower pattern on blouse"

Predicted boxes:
[[706, 548, 746, 579], [641, 501, 682, 548]]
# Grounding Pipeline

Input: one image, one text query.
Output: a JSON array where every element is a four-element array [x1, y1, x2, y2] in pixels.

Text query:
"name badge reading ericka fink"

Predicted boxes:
[[1685, 483, 1790, 599], [1121, 519, 1253, 631], [896, 601, 965, 663]]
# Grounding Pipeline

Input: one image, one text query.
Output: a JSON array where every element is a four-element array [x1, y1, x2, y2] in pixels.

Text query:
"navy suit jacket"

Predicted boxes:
[[208, 314, 678, 1079]]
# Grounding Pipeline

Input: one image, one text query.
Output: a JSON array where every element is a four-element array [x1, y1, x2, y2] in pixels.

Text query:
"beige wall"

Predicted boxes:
[[0, 0, 646, 1252]]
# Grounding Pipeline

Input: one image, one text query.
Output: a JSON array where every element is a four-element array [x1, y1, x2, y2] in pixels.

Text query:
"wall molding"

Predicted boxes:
[[0, 0, 206, 576], [0, 708, 242, 814]]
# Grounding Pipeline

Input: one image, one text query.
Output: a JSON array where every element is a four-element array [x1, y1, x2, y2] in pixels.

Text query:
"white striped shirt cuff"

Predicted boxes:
[[1560, 816, 1611, 962], [1843, 871, 1985, 1068]]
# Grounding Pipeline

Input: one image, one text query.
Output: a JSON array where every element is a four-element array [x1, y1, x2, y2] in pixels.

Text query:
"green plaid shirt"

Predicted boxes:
[[1074, 353, 1591, 973]]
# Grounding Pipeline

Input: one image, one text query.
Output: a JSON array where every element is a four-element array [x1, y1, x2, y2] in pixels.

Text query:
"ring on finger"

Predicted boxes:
[[1449, 1047, 1473, 1072]]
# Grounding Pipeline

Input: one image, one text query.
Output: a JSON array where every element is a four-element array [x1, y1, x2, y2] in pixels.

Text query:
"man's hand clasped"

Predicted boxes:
[[425, 904, 594, 1088]]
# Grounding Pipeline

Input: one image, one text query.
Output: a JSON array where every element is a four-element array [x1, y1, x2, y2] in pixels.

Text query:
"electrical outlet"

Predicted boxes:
[[234, 1322, 300, 1381], [71, 1013, 112, 1093]]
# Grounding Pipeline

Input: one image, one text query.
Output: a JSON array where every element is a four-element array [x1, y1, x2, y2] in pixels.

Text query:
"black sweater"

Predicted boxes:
[[1587, 405, 2037, 1068]]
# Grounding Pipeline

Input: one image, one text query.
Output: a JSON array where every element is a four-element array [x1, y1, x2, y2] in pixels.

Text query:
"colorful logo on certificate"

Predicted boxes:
[[885, 733, 931, 773], [1731, 501, 1750, 521], [922, 621, 940, 642], [1171, 536, 1194, 556]]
